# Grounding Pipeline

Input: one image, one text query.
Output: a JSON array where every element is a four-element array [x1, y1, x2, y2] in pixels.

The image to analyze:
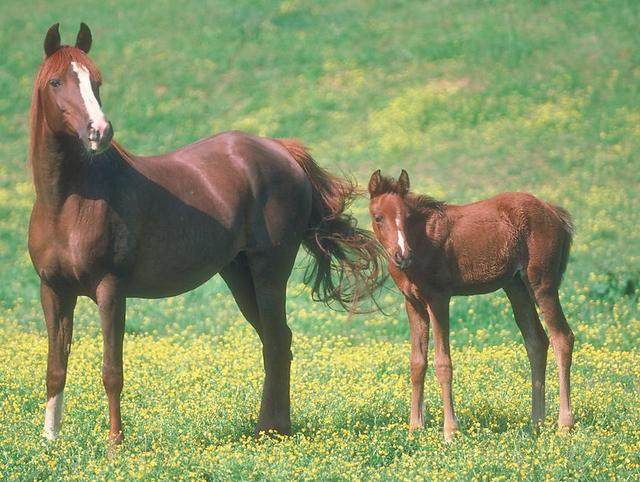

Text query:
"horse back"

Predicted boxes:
[[418, 192, 569, 294]]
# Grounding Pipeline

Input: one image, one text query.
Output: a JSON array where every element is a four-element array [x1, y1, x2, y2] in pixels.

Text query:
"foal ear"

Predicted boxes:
[[44, 23, 61, 57], [75, 22, 92, 53], [397, 169, 410, 195], [368, 169, 382, 197]]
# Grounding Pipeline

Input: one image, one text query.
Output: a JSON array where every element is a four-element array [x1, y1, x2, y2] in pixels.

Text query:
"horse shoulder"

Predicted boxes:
[[28, 195, 113, 287]]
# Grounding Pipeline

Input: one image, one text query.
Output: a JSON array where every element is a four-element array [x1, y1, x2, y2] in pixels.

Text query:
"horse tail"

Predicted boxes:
[[548, 203, 574, 280], [275, 138, 385, 312]]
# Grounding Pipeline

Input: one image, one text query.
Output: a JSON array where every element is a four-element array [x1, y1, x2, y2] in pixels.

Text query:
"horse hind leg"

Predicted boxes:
[[220, 252, 263, 341], [246, 244, 299, 436], [505, 277, 549, 427], [527, 268, 575, 430]]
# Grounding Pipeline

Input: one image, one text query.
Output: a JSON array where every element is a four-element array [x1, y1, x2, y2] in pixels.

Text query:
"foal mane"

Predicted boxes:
[[29, 47, 102, 166], [373, 174, 445, 214]]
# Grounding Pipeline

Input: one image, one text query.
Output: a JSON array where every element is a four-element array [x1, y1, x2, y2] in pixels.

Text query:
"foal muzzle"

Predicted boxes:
[[393, 250, 414, 270]]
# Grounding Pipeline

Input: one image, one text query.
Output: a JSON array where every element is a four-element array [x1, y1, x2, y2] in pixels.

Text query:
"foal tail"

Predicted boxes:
[[275, 138, 385, 312], [548, 203, 574, 280]]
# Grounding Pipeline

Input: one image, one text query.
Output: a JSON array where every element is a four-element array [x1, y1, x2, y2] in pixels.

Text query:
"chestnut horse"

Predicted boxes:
[[368, 170, 575, 441], [28, 23, 382, 444]]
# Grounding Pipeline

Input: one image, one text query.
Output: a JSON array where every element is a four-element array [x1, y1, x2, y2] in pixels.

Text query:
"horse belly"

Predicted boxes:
[[125, 216, 241, 298], [449, 221, 521, 294]]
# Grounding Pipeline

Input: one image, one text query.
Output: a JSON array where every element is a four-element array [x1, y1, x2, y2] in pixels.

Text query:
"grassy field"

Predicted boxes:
[[1, 0, 639, 479]]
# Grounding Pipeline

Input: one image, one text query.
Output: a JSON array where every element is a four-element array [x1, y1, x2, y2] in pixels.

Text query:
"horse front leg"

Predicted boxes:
[[405, 298, 429, 432], [96, 277, 126, 444], [428, 295, 458, 442], [41, 282, 77, 440]]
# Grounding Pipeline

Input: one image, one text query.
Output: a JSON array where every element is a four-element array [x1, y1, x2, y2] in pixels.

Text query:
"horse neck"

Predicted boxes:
[[407, 204, 442, 252], [30, 115, 86, 212]]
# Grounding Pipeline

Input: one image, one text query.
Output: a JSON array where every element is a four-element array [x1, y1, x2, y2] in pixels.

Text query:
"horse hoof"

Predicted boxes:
[[443, 424, 460, 443], [558, 416, 575, 433], [409, 419, 425, 433], [42, 430, 58, 442], [105, 432, 124, 458], [254, 421, 291, 438], [108, 431, 124, 445]]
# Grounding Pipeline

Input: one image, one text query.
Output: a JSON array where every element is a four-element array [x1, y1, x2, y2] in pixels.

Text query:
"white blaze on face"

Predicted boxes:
[[43, 391, 64, 441], [396, 215, 407, 255], [71, 61, 108, 150]]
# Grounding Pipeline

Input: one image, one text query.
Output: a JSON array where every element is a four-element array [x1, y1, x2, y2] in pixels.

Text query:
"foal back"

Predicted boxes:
[[421, 192, 572, 295]]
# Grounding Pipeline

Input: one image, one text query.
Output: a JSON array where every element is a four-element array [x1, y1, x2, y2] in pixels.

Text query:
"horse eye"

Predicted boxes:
[[48, 78, 62, 88], [374, 215, 384, 224]]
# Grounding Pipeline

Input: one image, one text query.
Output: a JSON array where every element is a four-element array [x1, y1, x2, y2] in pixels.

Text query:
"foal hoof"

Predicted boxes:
[[42, 429, 59, 442], [443, 421, 460, 443], [443, 430, 458, 444], [106, 432, 124, 458], [558, 415, 575, 433], [409, 415, 425, 434], [107, 431, 124, 446]]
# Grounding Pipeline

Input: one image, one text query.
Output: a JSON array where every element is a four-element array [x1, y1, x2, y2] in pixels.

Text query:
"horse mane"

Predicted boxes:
[[29, 46, 102, 166], [372, 174, 445, 214]]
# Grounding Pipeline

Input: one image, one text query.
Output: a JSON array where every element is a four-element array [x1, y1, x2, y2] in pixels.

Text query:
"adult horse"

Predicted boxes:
[[28, 23, 382, 444]]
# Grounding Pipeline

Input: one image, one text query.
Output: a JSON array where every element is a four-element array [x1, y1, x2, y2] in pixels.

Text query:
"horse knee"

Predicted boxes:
[[558, 329, 575, 358], [102, 365, 123, 394], [46, 367, 67, 396], [564, 329, 575, 349], [410, 357, 427, 383], [528, 332, 550, 357], [434, 362, 452, 384], [262, 339, 292, 371]]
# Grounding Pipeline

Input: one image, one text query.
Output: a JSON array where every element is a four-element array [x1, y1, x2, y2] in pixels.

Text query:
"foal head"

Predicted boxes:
[[368, 169, 414, 270], [32, 23, 112, 155]]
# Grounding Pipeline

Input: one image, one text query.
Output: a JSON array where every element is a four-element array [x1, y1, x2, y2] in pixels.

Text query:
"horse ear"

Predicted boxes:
[[397, 169, 410, 195], [44, 23, 61, 57], [75, 22, 92, 53], [368, 169, 382, 197]]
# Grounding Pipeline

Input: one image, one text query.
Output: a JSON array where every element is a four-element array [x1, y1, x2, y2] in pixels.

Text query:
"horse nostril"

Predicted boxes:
[[393, 250, 413, 270]]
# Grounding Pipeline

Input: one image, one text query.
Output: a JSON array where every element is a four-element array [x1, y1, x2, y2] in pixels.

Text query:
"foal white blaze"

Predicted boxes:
[[71, 61, 108, 151], [43, 392, 64, 440], [396, 215, 408, 255]]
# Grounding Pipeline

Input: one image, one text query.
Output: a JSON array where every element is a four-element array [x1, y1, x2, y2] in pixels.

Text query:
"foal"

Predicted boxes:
[[368, 170, 575, 441]]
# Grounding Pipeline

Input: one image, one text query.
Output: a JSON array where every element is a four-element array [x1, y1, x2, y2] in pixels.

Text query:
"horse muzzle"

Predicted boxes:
[[392, 250, 414, 270], [87, 120, 113, 153]]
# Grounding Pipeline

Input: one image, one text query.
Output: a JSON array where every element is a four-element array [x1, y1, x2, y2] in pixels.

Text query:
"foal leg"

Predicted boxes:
[[247, 245, 297, 436], [533, 286, 575, 429], [41, 283, 77, 440], [405, 298, 429, 431], [428, 295, 458, 442], [96, 277, 126, 444], [505, 279, 549, 427], [221, 253, 263, 341]]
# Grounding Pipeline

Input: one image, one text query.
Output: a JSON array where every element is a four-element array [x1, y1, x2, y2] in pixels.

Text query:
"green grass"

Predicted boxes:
[[1, 0, 639, 479]]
